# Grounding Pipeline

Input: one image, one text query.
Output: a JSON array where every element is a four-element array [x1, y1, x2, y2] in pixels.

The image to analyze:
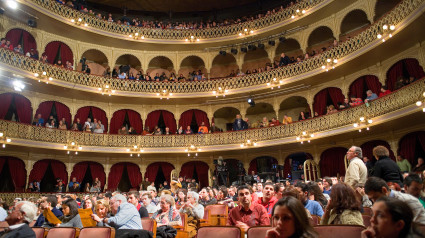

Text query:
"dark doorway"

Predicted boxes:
[[287, 152, 310, 180], [80, 165, 94, 192], [414, 139, 425, 166], [154, 166, 166, 189], [40, 163, 56, 192], [190, 112, 199, 133], [224, 159, 240, 185], [0, 160, 15, 192], [117, 166, 132, 192]]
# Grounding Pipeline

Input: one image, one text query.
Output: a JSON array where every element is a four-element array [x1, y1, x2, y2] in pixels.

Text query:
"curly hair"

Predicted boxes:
[[329, 183, 361, 214]]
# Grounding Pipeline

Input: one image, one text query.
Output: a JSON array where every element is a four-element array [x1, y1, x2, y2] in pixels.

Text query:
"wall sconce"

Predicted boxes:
[[157, 89, 173, 99], [377, 24, 395, 42], [415, 92, 425, 112], [321, 58, 338, 71], [64, 141, 82, 155], [34, 71, 53, 84], [185, 36, 200, 42], [266, 78, 284, 89], [185, 144, 201, 156], [98, 84, 115, 96], [0, 132, 12, 148], [291, 9, 306, 19], [240, 139, 257, 148], [239, 28, 254, 36], [127, 145, 144, 157], [212, 87, 229, 97], [296, 131, 315, 144], [129, 31, 144, 40], [353, 116, 373, 132], [70, 18, 88, 27]]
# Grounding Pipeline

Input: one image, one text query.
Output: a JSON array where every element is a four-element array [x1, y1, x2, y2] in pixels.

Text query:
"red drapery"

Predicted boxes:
[[313, 88, 343, 116], [127, 110, 143, 134], [283, 157, 291, 178], [145, 110, 162, 132], [319, 147, 347, 177], [110, 110, 127, 134], [5, 28, 37, 53], [14, 94, 33, 124], [54, 102, 72, 129], [180, 161, 209, 188], [74, 106, 91, 123], [43, 41, 74, 64], [162, 110, 177, 134], [145, 162, 175, 183], [404, 58, 425, 80], [35, 101, 54, 122], [0, 93, 13, 120], [88, 162, 106, 188], [248, 159, 258, 174], [194, 109, 210, 130], [74, 106, 108, 132], [398, 131, 425, 165], [70, 162, 89, 184], [364, 75, 382, 95], [386, 61, 404, 91], [50, 160, 68, 185], [361, 140, 396, 165], [349, 75, 381, 98], [108, 163, 125, 191], [0, 156, 26, 192], [349, 77, 364, 98], [328, 87, 345, 108], [179, 110, 195, 129], [0, 158, 5, 176], [179, 109, 209, 129], [126, 163, 142, 189], [29, 159, 66, 183]]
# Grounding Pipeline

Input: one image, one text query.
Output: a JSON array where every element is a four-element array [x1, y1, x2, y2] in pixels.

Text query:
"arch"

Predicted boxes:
[[108, 162, 142, 192], [398, 131, 425, 166], [179, 55, 206, 77], [307, 26, 334, 52], [279, 96, 310, 121], [284, 153, 313, 180], [210, 53, 238, 78], [29, 159, 68, 192], [361, 140, 395, 167], [145, 162, 175, 185], [43, 41, 73, 65], [115, 54, 142, 78], [145, 110, 177, 134], [213, 107, 240, 132], [179, 109, 210, 132], [242, 48, 270, 73], [248, 156, 278, 176], [74, 106, 108, 132], [147, 56, 175, 78], [274, 38, 303, 61], [70, 161, 106, 190], [0, 93, 32, 124], [5, 28, 37, 53], [348, 75, 381, 99], [319, 147, 347, 177], [180, 161, 209, 188], [340, 10, 371, 40], [374, 0, 402, 22], [246, 102, 275, 126], [313, 87, 345, 116], [110, 109, 143, 134], [0, 156, 26, 192], [35, 101, 72, 129], [386, 58, 425, 91]]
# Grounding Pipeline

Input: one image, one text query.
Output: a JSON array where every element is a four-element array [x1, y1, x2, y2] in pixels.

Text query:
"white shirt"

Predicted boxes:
[[0, 207, 7, 221], [345, 157, 368, 187]]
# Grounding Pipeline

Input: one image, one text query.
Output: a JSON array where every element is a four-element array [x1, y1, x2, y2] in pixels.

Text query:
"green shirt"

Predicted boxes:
[[420, 198, 425, 209], [397, 159, 411, 172]]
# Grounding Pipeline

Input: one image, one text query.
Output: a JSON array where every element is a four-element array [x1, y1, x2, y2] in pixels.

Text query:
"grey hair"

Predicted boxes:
[[187, 191, 199, 203], [160, 194, 175, 206], [112, 194, 127, 203], [366, 90, 372, 94], [351, 146, 363, 158], [18, 201, 37, 223]]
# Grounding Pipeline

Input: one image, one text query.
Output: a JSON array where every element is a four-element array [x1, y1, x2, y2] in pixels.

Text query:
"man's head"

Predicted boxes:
[[404, 173, 423, 198], [294, 182, 309, 202], [366, 90, 373, 97], [263, 182, 275, 201], [110, 194, 127, 214], [364, 177, 390, 202], [347, 146, 362, 160], [72, 177, 77, 182], [6, 201, 37, 225], [236, 114, 241, 119], [141, 192, 152, 206], [44, 195, 57, 209], [397, 155, 404, 161], [257, 183, 263, 191], [237, 185, 252, 207], [127, 191, 139, 206], [373, 146, 390, 159]]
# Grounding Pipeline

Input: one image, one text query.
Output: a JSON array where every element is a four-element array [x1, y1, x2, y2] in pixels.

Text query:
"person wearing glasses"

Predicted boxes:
[[345, 146, 368, 188]]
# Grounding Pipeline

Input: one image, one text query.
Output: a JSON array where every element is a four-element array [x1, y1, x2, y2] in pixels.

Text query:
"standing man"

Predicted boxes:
[[1, 201, 37, 238], [371, 146, 403, 186], [232, 114, 248, 131], [345, 146, 368, 188]]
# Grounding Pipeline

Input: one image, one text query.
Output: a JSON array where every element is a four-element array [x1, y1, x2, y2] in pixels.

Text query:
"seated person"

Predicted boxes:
[[1, 201, 38, 238], [35, 195, 63, 227], [269, 117, 280, 126], [94, 200, 111, 227], [184, 126, 193, 134], [198, 122, 208, 134], [151, 194, 182, 227], [141, 192, 158, 213], [339, 98, 351, 109], [281, 115, 292, 125], [295, 183, 324, 217], [179, 191, 204, 237], [364, 90, 378, 103], [379, 86, 391, 97], [198, 188, 217, 206], [57, 198, 83, 228], [349, 96, 363, 106]]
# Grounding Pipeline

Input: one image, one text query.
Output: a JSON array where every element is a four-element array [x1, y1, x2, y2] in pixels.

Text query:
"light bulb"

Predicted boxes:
[[383, 25, 388, 30], [377, 34, 382, 39], [368, 119, 373, 124], [6, 138, 11, 143], [390, 25, 395, 30], [353, 123, 359, 127], [416, 101, 422, 106], [2, 144, 5, 148], [0, 132, 3, 137], [360, 117, 365, 122]]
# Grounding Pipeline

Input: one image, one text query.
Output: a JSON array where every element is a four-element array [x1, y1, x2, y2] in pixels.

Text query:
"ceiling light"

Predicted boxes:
[[13, 80, 25, 92], [6, 0, 18, 9]]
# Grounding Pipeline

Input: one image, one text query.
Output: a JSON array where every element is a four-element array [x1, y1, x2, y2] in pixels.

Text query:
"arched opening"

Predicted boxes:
[[307, 26, 334, 54], [179, 109, 209, 133], [5, 28, 37, 54], [43, 41, 73, 65], [274, 38, 302, 63], [108, 162, 142, 192], [279, 96, 310, 122], [29, 159, 68, 192], [398, 131, 425, 167], [145, 110, 177, 134], [361, 140, 395, 168], [35, 101, 72, 129], [110, 109, 143, 134], [210, 54, 238, 78], [0, 156, 26, 192], [248, 156, 278, 181], [386, 58, 425, 91], [81, 49, 109, 76], [115, 54, 142, 79], [348, 75, 381, 99], [74, 106, 108, 132], [0, 93, 33, 124], [319, 147, 347, 177], [242, 48, 270, 74], [283, 153, 313, 180], [246, 102, 275, 128], [180, 161, 209, 188], [145, 162, 175, 189], [179, 55, 206, 78], [374, 0, 402, 22], [340, 10, 371, 41], [147, 56, 174, 78], [313, 87, 345, 116], [213, 107, 240, 132], [221, 159, 243, 186], [70, 161, 106, 191]]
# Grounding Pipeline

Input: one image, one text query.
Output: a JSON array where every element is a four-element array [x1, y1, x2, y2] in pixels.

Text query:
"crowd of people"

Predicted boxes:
[[1, 145, 425, 237]]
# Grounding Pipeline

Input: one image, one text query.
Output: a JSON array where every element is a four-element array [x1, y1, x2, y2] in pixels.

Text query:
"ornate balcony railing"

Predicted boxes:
[[0, 0, 423, 96], [26, 0, 327, 41], [0, 79, 423, 149]]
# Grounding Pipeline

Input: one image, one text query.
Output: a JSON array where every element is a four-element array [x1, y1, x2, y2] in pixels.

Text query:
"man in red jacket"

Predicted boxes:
[[257, 182, 278, 217]]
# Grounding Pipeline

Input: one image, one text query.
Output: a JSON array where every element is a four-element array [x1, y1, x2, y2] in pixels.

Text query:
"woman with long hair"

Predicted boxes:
[[58, 198, 83, 228], [308, 182, 328, 208]]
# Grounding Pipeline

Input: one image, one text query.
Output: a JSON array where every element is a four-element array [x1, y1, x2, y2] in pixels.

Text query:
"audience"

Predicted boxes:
[[58, 198, 83, 228]]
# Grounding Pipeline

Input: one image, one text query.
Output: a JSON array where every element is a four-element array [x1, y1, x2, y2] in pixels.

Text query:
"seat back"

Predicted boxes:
[[362, 215, 371, 227], [32, 227, 46, 238], [46, 227, 77, 238], [310, 215, 321, 226], [314, 225, 365, 238], [198, 226, 242, 238], [206, 204, 228, 216], [180, 212, 188, 231], [0, 221, 9, 232], [79, 227, 115, 238], [362, 207, 373, 216], [205, 205, 228, 226], [247, 226, 271, 238], [141, 218, 157, 238]]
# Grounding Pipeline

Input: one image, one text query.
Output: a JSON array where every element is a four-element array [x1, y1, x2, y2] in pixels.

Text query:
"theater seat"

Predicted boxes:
[[46, 227, 78, 238], [201, 205, 228, 226], [362, 215, 371, 227], [362, 207, 373, 216], [0, 221, 9, 232], [141, 218, 157, 238], [79, 227, 115, 238], [32, 227, 46, 238], [247, 226, 271, 238], [314, 225, 365, 238], [198, 226, 242, 238]]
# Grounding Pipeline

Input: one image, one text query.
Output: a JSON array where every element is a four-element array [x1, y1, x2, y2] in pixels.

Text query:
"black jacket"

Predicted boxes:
[[372, 156, 403, 185], [0, 223, 35, 238]]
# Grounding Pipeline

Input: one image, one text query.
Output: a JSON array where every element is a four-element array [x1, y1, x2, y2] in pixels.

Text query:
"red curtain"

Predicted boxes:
[[361, 140, 395, 164], [180, 162, 209, 188], [0, 158, 5, 175], [14, 94, 33, 124], [386, 61, 404, 91], [0, 157, 26, 192], [126, 163, 142, 189], [162, 110, 177, 134], [145, 110, 162, 132], [194, 110, 210, 130], [54, 102, 72, 129], [179, 110, 195, 129], [0, 93, 13, 120], [145, 162, 175, 183], [35, 101, 54, 122], [179, 162, 195, 180], [283, 157, 291, 178], [5, 28, 37, 53], [404, 58, 425, 79], [91, 107, 108, 132], [29, 160, 50, 183], [328, 87, 345, 108], [348, 75, 381, 99], [127, 110, 143, 134], [349, 77, 365, 98], [50, 160, 68, 185], [248, 159, 258, 174], [70, 162, 89, 183], [43, 41, 74, 64], [313, 89, 329, 116], [110, 110, 127, 134], [398, 131, 425, 165], [364, 75, 382, 95], [74, 106, 91, 123], [319, 147, 347, 177], [108, 163, 125, 191], [89, 162, 106, 188]]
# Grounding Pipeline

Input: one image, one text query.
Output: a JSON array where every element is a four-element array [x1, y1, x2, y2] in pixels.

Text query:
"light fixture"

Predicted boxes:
[[247, 97, 255, 107], [212, 86, 229, 97], [64, 141, 82, 155], [291, 9, 306, 19], [129, 31, 144, 40], [185, 35, 200, 42], [321, 58, 338, 71], [416, 92, 425, 112], [296, 131, 315, 144], [353, 116, 373, 132], [266, 78, 284, 89], [240, 139, 257, 148], [70, 17, 88, 27], [34, 71, 53, 84], [126, 145, 144, 157], [239, 28, 254, 36], [0, 132, 12, 148], [156, 89, 173, 100], [6, 0, 18, 9], [97, 84, 115, 96], [185, 144, 201, 157], [13, 80, 25, 92], [377, 24, 396, 42]]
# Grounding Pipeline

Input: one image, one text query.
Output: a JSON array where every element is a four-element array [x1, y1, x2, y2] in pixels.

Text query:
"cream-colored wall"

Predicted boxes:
[[278, 107, 308, 121]]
